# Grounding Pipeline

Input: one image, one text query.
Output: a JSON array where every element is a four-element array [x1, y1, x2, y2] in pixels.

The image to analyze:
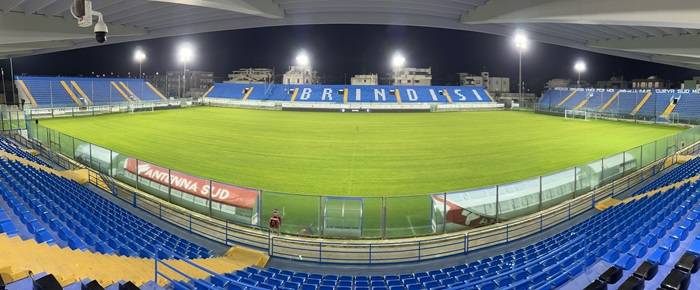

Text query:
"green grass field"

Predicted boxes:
[[37, 107, 684, 237], [40, 107, 681, 196]]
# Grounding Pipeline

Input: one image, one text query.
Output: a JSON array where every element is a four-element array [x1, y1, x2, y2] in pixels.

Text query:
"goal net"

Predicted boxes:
[[565, 109, 588, 120], [322, 197, 363, 238]]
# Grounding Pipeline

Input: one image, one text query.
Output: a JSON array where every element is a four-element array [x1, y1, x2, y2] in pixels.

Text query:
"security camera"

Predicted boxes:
[[93, 14, 108, 43], [71, 0, 108, 43]]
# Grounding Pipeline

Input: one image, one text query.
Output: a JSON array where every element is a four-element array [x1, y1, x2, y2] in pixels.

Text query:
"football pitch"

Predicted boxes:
[[38, 107, 683, 237], [41, 107, 681, 196]]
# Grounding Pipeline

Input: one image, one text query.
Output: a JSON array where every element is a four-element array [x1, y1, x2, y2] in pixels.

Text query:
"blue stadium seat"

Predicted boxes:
[[0, 158, 212, 259], [17, 76, 165, 107]]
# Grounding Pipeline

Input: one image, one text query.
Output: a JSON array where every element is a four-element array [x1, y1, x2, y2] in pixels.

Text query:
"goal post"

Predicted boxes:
[[565, 109, 588, 120]]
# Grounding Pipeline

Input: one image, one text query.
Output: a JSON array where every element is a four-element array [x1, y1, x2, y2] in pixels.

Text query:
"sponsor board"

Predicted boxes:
[[124, 158, 258, 209]]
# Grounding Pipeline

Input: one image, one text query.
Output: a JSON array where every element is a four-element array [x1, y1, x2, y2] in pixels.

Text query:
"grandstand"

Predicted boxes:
[[206, 83, 494, 103], [1, 96, 698, 286], [14, 77, 503, 113], [539, 88, 700, 123], [4, 128, 700, 289], [16, 76, 166, 108], [0, 134, 268, 288], [4, 86, 700, 287]]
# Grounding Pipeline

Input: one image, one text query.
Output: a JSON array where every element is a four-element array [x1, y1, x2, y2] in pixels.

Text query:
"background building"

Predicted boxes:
[[166, 70, 214, 98], [632, 76, 668, 89], [226, 68, 274, 84], [459, 73, 485, 87], [459, 72, 510, 93], [393, 67, 431, 86], [351, 74, 378, 85], [545, 78, 571, 89], [681, 77, 700, 90], [596, 76, 629, 89], [283, 66, 319, 84]]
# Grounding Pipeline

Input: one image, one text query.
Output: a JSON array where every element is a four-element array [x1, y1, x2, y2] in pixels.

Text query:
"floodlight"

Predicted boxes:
[[133, 49, 146, 63], [295, 50, 310, 66], [391, 52, 406, 69], [574, 60, 587, 73], [513, 31, 528, 51], [177, 43, 195, 63]]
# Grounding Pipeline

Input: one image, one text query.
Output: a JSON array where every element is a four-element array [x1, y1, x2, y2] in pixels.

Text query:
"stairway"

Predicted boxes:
[[119, 82, 141, 101], [631, 92, 653, 115], [556, 90, 578, 107], [599, 91, 621, 111], [573, 96, 590, 110], [59, 81, 83, 107], [70, 81, 93, 106], [661, 98, 679, 119], [110, 81, 131, 101]]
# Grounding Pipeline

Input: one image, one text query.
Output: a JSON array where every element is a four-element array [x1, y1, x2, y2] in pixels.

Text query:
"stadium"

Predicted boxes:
[[2, 1, 700, 290]]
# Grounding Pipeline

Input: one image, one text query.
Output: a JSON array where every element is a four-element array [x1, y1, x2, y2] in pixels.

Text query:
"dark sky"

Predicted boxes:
[[1, 24, 699, 92]]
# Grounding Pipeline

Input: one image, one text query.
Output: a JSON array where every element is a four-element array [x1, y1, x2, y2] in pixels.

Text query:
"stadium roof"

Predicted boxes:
[[3, 0, 700, 70]]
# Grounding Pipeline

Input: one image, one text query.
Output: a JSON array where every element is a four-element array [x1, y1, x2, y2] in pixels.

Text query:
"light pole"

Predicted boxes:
[[574, 60, 586, 87], [134, 49, 146, 98], [513, 31, 528, 108], [177, 43, 194, 99], [1, 68, 6, 104], [9, 58, 15, 104], [134, 49, 146, 78], [295, 50, 310, 84], [391, 52, 406, 85]]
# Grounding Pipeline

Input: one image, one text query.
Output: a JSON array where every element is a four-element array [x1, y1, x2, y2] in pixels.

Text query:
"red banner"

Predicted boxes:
[[124, 158, 258, 209]]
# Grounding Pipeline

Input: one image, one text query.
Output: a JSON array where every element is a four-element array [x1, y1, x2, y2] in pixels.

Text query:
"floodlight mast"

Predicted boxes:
[[1, 68, 5, 104], [513, 31, 528, 108], [134, 49, 146, 77], [391, 52, 406, 85], [574, 60, 587, 87], [177, 43, 195, 98], [134, 49, 146, 97]]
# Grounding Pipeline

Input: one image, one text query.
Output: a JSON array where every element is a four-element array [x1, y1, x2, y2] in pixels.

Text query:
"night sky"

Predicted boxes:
[[1, 24, 699, 92]]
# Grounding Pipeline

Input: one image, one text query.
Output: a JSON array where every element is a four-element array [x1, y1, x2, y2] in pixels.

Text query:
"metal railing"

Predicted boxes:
[[24, 98, 195, 119]]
